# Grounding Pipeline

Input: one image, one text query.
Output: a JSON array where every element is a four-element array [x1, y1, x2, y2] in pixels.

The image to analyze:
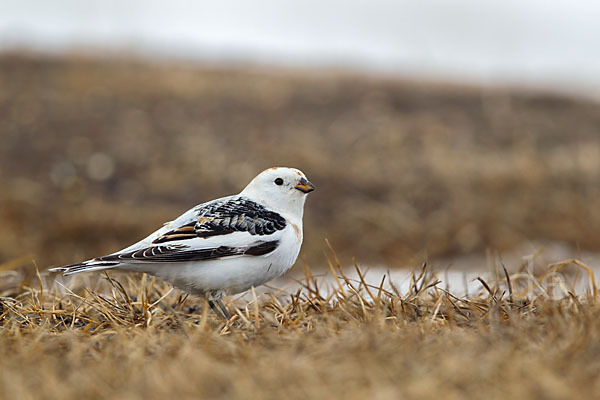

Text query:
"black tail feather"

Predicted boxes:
[[49, 260, 120, 275]]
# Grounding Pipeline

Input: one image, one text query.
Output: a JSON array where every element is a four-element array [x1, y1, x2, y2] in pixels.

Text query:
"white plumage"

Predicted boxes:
[[50, 167, 314, 317]]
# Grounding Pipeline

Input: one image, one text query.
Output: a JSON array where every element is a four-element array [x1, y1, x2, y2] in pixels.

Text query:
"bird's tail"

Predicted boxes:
[[49, 259, 121, 276]]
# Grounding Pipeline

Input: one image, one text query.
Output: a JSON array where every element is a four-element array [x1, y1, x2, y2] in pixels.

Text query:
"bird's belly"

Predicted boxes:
[[166, 257, 287, 295]]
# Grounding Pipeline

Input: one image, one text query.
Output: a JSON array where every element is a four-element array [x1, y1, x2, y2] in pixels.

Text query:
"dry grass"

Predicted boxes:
[[2, 254, 600, 400], [2, 53, 600, 399]]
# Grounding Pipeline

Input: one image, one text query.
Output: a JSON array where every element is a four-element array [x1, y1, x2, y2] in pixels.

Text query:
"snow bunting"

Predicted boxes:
[[50, 167, 314, 318]]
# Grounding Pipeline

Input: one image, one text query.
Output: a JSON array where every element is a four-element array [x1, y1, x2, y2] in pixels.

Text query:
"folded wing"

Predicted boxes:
[[50, 196, 286, 276], [153, 196, 287, 243]]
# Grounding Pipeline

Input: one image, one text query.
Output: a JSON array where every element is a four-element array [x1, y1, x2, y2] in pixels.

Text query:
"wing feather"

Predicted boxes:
[[153, 196, 287, 244], [95, 239, 280, 264], [50, 196, 287, 275]]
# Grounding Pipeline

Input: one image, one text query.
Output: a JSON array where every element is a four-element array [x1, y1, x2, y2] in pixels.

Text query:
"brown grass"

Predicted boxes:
[[2, 53, 600, 399], [2, 254, 600, 400]]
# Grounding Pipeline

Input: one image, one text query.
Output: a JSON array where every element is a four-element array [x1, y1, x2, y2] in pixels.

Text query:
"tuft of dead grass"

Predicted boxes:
[[2, 254, 600, 399]]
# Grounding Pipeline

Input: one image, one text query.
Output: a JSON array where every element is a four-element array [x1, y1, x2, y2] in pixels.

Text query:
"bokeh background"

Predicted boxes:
[[1, 1, 600, 271]]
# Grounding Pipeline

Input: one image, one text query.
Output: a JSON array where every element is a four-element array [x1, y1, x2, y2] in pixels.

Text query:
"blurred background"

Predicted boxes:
[[1, 0, 600, 272]]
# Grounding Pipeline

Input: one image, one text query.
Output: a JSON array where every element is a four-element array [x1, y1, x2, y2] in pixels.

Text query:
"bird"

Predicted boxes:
[[49, 167, 314, 319]]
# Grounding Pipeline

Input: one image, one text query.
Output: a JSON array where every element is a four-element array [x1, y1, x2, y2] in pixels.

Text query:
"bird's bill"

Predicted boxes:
[[295, 177, 315, 193]]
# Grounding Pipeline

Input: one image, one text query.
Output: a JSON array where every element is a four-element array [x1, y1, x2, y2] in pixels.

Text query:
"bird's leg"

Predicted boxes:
[[208, 290, 231, 320], [208, 300, 229, 319], [215, 299, 232, 320]]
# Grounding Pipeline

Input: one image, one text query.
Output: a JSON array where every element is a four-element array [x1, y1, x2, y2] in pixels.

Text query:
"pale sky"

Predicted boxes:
[[2, 0, 600, 96]]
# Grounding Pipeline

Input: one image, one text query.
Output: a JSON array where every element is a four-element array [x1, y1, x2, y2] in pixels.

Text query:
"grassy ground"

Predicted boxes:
[[2, 53, 600, 399], [2, 259, 600, 400]]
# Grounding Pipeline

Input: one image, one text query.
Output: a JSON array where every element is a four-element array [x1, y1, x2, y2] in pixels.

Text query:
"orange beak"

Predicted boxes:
[[294, 177, 315, 193]]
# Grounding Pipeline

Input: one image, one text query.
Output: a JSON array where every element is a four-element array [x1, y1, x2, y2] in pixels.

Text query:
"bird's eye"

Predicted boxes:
[[274, 178, 284, 186]]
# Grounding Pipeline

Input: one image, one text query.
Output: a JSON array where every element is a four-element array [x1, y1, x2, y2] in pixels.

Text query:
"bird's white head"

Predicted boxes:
[[240, 167, 315, 219]]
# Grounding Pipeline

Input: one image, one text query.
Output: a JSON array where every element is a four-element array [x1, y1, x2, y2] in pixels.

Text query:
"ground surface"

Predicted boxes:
[[2, 54, 600, 399], [1, 261, 600, 400]]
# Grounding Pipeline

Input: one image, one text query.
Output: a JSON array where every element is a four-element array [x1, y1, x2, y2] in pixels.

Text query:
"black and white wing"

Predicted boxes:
[[153, 196, 287, 243], [51, 196, 288, 275]]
